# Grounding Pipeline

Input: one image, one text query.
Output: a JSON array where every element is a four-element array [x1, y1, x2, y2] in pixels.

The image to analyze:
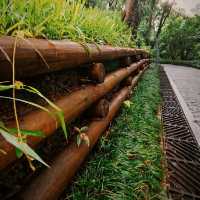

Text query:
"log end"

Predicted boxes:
[[88, 98, 110, 118], [89, 63, 105, 83]]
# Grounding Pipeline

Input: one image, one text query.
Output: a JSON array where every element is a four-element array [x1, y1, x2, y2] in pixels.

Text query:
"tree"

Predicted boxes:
[[85, 0, 124, 10], [154, 0, 174, 45], [138, 0, 159, 45], [159, 14, 200, 60], [123, 0, 140, 38]]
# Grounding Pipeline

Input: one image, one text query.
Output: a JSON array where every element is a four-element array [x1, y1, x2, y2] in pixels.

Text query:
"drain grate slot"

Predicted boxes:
[[168, 161, 200, 193], [169, 189, 200, 200], [160, 67, 200, 199], [166, 139, 200, 162]]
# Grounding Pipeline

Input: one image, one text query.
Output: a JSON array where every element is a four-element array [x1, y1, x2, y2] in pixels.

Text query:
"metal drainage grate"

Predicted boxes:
[[160, 66, 200, 200]]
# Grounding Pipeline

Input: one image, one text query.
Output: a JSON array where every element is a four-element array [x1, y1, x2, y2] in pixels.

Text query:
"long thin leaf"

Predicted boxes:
[[0, 85, 14, 91], [23, 86, 68, 138], [0, 128, 49, 167], [0, 96, 54, 118], [9, 128, 45, 137], [0, 46, 12, 64], [57, 111, 67, 140]]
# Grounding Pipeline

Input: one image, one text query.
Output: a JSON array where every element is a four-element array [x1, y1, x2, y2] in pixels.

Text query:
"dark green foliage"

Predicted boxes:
[[64, 65, 166, 200], [159, 14, 200, 61], [158, 59, 200, 69], [85, 0, 125, 10]]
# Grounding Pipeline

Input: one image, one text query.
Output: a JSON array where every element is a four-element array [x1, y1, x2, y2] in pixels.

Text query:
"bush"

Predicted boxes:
[[0, 0, 134, 47], [158, 59, 200, 69]]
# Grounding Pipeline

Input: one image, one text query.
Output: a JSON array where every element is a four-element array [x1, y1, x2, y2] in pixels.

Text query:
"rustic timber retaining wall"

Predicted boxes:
[[0, 36, 149, 199]]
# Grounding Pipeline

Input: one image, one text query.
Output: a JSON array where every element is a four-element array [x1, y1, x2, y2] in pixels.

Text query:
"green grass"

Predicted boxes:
[[63, 64, 166, 200], [0, 0, 134, 47]]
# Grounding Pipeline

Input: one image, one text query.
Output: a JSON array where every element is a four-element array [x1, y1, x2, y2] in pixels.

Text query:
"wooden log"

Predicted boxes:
[[0, 59, 148, 170], [0, 36, 148, 80], [19, 87, 130, 200], [136, 54, 141, 61], [87, 98, 110, 118], [120, 56, 132, 66], [19, 67, 149, 200], [121, 76, 133, 86], [140, 63, 145, 70], [89, 63, 105, 83]]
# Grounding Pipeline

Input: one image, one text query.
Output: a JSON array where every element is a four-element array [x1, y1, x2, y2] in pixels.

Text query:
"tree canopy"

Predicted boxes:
[[159, 14, 200, 60]]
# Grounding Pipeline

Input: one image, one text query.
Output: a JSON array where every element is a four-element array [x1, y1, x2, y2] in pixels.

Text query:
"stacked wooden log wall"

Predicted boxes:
[[0, 36, 149, 200]]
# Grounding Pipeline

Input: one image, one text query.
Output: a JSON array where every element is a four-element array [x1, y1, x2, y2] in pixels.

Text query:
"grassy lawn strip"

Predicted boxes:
[[64, 64, 166, 200]]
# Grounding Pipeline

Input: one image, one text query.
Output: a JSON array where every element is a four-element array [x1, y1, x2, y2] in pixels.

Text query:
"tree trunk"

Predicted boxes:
[[153, 2, 173, 47], [123, 0, 140, 38], [145, 0, 157, 44]]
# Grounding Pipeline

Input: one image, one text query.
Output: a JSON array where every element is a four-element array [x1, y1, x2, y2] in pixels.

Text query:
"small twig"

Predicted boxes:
[[12, 36, 22, 141]]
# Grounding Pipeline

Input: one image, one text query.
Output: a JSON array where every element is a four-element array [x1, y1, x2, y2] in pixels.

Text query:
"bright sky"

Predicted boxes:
[[165, 0, 200, 15]]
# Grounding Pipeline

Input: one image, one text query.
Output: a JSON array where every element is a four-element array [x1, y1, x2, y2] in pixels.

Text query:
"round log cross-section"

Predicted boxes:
[[89, 98, 110, 118], [89, 63, 106, 83], [140, 63, 145, 70]]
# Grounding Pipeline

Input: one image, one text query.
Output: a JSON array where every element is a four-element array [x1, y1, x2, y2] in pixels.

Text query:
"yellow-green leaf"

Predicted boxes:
[[0, 128, 49, 167]]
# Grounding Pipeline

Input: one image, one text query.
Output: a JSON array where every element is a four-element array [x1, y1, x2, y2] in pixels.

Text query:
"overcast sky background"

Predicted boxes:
[[171, 0, 200, 15]]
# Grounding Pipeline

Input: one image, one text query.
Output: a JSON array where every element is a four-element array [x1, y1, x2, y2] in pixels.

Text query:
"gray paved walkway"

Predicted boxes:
[[162, 64, 200, 145]]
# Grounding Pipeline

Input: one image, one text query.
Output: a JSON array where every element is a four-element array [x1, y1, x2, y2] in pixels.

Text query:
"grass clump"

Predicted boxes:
[[0, 0, 134, 47], [64, 64, 166, 200]]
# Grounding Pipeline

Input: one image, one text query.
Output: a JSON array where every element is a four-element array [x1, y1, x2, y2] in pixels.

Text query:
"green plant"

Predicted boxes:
[[74, 126, 90, 147], [0, 18, 70, 168], [0, 0, 134, 47], [159, 14, 200, 61], [0, 80, 67, 169], [0, 124, 49, 170], [158, 59, 200, 69]]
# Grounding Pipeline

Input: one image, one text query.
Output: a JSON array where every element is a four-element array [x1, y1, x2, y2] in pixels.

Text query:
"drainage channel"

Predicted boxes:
[[160, 66, 200, 200]]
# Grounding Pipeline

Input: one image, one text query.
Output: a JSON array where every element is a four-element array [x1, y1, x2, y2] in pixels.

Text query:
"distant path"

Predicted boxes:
[[162, 64, 200, 145]]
